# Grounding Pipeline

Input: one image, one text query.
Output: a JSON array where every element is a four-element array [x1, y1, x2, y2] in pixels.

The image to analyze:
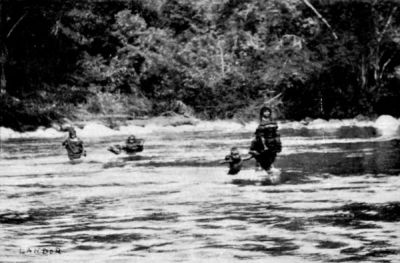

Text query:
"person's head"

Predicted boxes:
[[127, 135, 136, 143], [230, 147, 240, 156], [259, 106, 272, 121], [68, 128, 77, 138]]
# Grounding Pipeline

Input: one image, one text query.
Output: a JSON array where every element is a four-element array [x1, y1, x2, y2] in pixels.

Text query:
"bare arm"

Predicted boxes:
[[242, 155, 254, 161], [220, 155, 232, 164]]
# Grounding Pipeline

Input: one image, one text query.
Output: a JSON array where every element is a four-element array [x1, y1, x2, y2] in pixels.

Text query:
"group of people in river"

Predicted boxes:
[[62, 128, 144, 161], [222, 106, 282, 175], [62, 106, 281, 174]]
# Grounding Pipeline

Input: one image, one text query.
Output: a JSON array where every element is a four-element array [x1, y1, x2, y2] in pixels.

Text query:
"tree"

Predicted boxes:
[[0, 1, 28, 95]]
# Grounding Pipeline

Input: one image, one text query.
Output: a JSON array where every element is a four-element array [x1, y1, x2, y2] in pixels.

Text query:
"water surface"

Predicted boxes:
[[0, 129, 399, 262]]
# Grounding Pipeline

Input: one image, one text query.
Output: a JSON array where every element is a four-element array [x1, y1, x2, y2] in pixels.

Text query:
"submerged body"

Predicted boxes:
[[62, 129, 86, 160], [223, 149, 243, 175], [108, 135, 144, 155], [123, 139, 144, 154]]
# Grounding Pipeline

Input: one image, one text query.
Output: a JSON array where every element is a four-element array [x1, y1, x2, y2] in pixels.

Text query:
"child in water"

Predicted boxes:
[[108, 135, 144, 155], [221, 147, 243, 175], [62, 128, 86, 160], [249, 106, 282, 171]]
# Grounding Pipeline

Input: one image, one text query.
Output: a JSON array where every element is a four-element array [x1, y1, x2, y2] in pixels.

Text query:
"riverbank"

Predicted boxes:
[[1, 114, 399, 141]]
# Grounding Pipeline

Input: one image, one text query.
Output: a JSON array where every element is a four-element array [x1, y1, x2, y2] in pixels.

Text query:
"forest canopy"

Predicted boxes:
[[1, 0, 400, 130]]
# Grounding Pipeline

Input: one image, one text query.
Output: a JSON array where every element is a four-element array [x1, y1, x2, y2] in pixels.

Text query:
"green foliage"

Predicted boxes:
[[0, 94, 65, 131], [294, 0, 400, 118], [2, 0, 400, 130], [85, 91, 150, 116]]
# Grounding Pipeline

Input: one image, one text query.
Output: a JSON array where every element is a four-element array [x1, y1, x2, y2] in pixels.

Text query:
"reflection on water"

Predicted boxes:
[[0, 131, 399, 262]]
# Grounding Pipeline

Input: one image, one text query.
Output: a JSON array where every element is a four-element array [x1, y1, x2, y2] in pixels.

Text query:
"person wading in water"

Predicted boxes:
[[62, 128, 86, 160], [108, 135, 144, 155], [248, 106, 282, 172], [221, 147, 244, 175]]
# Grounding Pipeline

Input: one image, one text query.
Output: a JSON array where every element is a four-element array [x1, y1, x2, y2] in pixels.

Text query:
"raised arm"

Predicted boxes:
[[242, 155, 254, 161]]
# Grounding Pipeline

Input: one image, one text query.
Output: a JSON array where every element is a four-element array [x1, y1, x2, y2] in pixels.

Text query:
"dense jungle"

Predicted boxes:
[[1, 0, 400, 131]]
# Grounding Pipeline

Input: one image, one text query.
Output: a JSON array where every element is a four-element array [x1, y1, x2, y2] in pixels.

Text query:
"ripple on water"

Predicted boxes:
[[1, 135, 400, 262]]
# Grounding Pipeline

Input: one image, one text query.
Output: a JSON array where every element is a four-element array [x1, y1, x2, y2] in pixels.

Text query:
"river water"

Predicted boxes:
[[0, 120, 400, 262]]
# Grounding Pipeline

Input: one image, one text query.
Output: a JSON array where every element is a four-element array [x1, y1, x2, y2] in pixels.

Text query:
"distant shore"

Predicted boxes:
[[34, 113, 398, 133], [1, 114, 399, 141], [56, 113, 202, 132]]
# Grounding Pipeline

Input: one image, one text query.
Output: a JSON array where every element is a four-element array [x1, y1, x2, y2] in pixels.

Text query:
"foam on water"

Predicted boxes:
[[374, 115, 400, 137], [1, 115, 399, 141]]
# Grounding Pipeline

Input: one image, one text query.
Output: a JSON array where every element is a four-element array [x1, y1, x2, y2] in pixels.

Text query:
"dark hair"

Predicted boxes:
[[127, 135, 136, 142], [68, 127, 76, 134], [259, 106, 272, 120]]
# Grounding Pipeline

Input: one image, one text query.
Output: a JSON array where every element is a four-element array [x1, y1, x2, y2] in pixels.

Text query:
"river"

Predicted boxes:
[[0, 118, 400, 262]]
